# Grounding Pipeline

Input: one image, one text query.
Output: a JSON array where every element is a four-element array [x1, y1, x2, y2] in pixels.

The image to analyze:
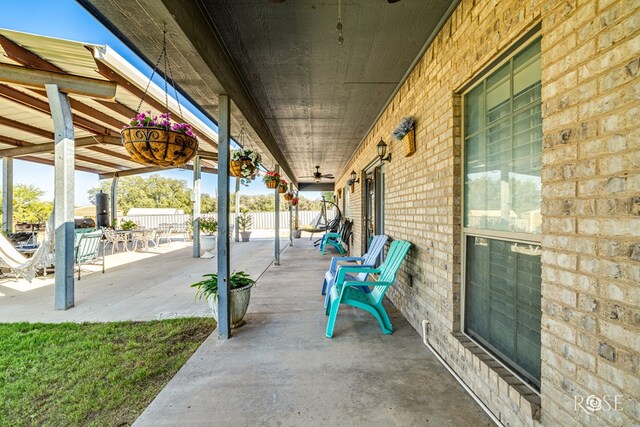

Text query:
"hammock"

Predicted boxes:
[[0, 213, 54, 282]]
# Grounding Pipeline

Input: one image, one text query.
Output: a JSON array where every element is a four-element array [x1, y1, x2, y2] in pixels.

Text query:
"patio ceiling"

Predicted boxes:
[[78, 0, 457, 185], [0, 28, 219, 177]]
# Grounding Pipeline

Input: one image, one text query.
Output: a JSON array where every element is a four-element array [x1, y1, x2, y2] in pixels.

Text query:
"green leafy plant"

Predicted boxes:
[[237, 212, 253, 231], [199, 217, 218, 235], [191, 271, 255, 301], [120, 219, 137, 231]]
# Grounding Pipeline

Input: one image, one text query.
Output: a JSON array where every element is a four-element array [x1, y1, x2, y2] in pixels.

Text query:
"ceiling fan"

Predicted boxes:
[[300, 166, 335, 183]]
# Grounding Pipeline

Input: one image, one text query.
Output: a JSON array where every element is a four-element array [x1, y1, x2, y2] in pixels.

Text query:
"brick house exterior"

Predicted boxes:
[[334, 0, 639, 425]]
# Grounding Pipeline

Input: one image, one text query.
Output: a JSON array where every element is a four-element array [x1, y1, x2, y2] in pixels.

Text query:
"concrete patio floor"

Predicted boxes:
[[134, 239, 493, 426], [0, 238, 287, 323]]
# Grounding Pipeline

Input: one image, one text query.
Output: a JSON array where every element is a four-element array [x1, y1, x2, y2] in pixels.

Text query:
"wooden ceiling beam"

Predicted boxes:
[[0, 85, 118, 136], [0, 62, 117, 99], [0, 34, 65, 73], [98, 164, 218, 180], [0, 116, 53, 139], [0, 135, 120, 157], [19, 155, 104, 174]]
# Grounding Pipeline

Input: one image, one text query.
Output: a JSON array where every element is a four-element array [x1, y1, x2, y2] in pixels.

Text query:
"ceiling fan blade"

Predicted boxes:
[[322, 174, 335, 178]]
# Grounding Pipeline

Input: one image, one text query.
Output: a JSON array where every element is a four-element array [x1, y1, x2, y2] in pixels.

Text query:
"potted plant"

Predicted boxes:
[[263, 170, 281, 189], [191, 271, 256, 328], [120, 219, 137, 231], [293, 208, 301, 238], [283, 190, 294, 201], [392, 116, 416, 157], [278, 178, 288, 194], [199, 217, 218, 259], [237, 211, 253, 242], [230, 148, 262, 185], [121, 111, 199, 167]]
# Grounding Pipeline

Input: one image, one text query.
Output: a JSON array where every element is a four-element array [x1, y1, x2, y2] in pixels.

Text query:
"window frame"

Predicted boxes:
[[460, 34, 542, 393]]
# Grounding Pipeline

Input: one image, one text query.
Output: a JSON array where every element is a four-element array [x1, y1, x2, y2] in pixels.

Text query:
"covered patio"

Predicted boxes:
[[134, 238, 493, 426]]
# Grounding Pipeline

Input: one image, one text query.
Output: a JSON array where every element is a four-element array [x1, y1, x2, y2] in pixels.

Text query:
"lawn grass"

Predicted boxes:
[[0, 318, 216, 426]]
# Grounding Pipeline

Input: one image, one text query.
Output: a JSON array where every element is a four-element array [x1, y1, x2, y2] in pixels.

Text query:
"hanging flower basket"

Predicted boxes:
[[122, 112, 198, 167], [263, 170, 281, 189], [404, 128, 416, 157], [278, 179, 288, 194], [230, 148, 261, 184], [283, 191, 294, 201], [291, 196, 298, 206], [393, 116, 416, 157]]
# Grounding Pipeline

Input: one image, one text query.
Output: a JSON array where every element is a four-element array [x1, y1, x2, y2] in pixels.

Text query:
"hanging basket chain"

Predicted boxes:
[[165, 41, 184, 120], [123, 25, 198, 168], [135, 28, 167, 114]]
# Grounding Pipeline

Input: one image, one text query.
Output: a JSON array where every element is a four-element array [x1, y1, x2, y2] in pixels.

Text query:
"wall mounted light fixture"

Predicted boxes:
[[347, 170, 360, 186], [377, 139, 392, 162]]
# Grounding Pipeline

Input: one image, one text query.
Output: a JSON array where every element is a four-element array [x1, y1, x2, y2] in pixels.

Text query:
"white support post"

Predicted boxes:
[[110, 176, 118, 227], [192, 155, 201, 257], [289, 200, 293, 247], [2, 157, 13, 234], [274, 165, 280, 265], [234, 178, 240, 242], [217, 94, 231, 340], [46, 84, 75, 311]]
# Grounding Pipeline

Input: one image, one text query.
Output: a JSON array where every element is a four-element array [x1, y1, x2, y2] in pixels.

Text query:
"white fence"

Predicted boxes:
[[119, 210, 332, 230]]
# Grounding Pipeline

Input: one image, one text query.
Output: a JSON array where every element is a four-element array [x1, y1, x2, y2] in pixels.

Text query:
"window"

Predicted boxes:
[[344, 186, 350, 218], [463, 38, 542, 389]]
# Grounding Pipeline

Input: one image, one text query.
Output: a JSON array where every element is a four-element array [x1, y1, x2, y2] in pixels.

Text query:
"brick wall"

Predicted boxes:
[[336, 0, 639, 425]]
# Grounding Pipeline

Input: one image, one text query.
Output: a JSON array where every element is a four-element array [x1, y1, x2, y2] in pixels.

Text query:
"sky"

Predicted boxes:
[[0, 0, 316, 205]]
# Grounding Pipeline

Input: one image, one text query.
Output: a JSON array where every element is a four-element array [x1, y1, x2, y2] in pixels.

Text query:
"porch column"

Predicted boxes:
[[2, 157, 13, 234], [289, 193, 293, 247], [217, 94, 231, 339], [274, 164, 280, 265], [234, 177, 240, 242], [192, 155, 201, 258], [295, 198, 299, 240], [110, 176, 118, 227], [46, 84, 75, 310]]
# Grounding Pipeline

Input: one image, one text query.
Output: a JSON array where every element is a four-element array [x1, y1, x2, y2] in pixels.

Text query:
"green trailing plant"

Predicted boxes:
[[191, 271, 255, 301], [120, 219, 137, 231], [199, 218, 218, 235], [237, 212, 253, 231]]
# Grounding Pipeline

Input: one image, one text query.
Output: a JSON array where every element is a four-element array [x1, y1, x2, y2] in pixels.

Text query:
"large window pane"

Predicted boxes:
[[464, 38, 542, 234], [465, 236, 542, 388]]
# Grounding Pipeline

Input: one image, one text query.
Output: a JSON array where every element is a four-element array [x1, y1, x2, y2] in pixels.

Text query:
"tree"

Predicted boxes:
[[0, 184, 53, 225], [88, 174, 216, 215]]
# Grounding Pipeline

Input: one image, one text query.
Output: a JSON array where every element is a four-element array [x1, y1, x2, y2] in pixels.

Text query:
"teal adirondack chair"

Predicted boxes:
[[322, 234, 389, 307], [319, 219, 353, 254], [74, 231, 104, 280], [325, 240, 411, 338]]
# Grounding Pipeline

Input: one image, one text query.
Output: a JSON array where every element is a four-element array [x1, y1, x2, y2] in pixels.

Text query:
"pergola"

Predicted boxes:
[[0, 29, 228, 309]]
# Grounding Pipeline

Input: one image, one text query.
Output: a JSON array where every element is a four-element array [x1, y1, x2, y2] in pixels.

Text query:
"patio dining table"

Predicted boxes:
[[114, 229, 143, 251], [115, 229, 157, 251]]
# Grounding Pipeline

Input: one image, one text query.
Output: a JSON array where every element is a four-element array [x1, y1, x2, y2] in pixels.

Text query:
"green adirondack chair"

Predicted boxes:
[[325, 240, 411, 338]]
